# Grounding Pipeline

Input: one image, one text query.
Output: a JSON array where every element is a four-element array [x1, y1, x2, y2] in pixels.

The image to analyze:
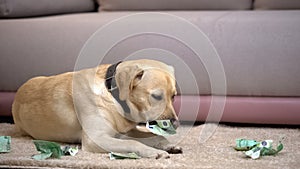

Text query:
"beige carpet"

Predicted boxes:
[[0, 123, 299, 169]]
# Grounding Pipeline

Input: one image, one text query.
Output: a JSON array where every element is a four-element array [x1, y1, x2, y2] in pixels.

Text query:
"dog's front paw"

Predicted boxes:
[[141, 149, 170, 159], [164, 145, 183, 154], [154, 150, 170, 159]]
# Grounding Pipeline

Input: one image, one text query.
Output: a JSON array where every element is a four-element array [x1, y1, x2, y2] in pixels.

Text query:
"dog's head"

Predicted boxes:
[[115, 59, 179, 128]]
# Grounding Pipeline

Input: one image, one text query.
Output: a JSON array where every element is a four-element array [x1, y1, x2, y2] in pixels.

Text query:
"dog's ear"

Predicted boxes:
[[167, 65, 175, 77], [115, 65, 144, 101]]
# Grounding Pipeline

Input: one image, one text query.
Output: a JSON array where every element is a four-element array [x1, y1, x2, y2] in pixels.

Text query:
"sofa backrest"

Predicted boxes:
[[97, 0, 252, 11], [97, 0, 300, 11], [1, 0, 300, 19], [254, 0, 300, 10]]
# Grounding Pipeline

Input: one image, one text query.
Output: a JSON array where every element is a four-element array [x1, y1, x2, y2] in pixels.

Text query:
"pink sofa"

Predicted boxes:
[[1, 0, 300, 125]]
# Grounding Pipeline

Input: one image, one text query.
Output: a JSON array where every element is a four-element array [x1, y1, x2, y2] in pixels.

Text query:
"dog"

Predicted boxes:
[[12, 59, 182, 159]]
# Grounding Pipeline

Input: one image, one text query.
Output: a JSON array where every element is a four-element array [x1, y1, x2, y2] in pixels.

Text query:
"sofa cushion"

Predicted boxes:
[[97, 0, 252, 11], [254, 0, 300, 9], [0, 0, 96, 18]]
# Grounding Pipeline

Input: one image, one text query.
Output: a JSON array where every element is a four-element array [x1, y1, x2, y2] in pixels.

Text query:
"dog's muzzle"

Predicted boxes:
[[170, 118, 180, 129]]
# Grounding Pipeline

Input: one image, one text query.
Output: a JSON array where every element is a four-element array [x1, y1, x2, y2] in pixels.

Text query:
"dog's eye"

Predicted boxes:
[[151, 93, 163, 101]]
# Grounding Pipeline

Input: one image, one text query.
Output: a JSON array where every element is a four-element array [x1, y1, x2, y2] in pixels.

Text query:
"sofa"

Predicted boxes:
[[1, 0, 300, 125]]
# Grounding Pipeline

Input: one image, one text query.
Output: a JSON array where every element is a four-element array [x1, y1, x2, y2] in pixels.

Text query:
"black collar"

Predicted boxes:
[[105, 61, 131, 113]]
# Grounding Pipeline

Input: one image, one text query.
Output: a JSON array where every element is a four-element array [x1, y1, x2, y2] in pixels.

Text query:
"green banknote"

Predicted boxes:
[[62, 145, 79, 156], [146, 120, 176, 136], [32, 140, 79, 160], [245, 139, 284, 159], [234, 138, 284, 159], [32, 140, 63, 160], [0, 136, 11, 153], [109, 152, 141, 160], [234, 139, 258, 151]]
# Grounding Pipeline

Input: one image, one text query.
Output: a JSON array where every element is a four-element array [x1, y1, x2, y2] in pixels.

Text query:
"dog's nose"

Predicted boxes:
[[170, 118, 180, 129]]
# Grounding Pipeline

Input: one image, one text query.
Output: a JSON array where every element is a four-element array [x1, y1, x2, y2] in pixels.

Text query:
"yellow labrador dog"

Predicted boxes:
[[12, 59, 182, 159]]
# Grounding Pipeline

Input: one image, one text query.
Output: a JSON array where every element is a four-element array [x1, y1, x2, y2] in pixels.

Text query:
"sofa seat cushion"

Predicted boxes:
[[97, 0, 252, 11], [174, 95, 300, 125], [254, 0, 300, 10], [0, 0, 96, 18], [1, 93, 300, 125]]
